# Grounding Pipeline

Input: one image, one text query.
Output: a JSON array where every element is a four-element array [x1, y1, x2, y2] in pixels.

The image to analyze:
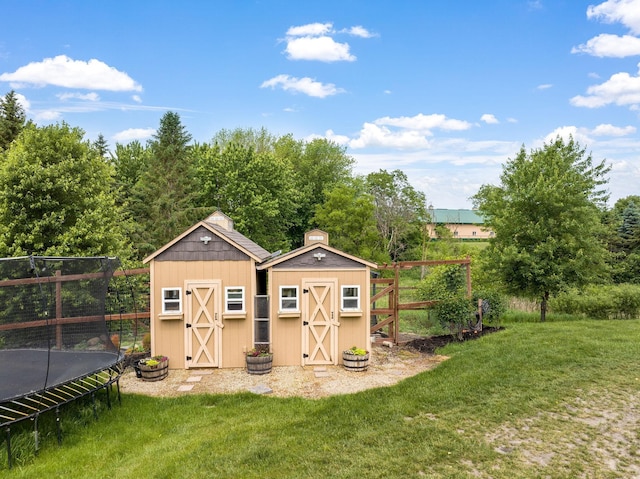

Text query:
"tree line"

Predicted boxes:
[[0, 91, 427, 266], [2, 90, 639, 322]]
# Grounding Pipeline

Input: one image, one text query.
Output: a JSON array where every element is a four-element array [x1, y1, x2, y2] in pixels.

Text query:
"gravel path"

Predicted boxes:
[[119, 344, 447, 398]]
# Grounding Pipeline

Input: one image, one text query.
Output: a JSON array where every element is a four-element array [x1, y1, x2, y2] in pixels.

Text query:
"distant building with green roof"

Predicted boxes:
[[427, 209, 493, 239]]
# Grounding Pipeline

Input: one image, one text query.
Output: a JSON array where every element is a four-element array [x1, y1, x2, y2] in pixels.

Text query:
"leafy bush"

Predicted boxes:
[[417, 264, 466, 300], [551, 284, 640, 319], [472, 289, 507, 324], [432, 295, 475, 339]]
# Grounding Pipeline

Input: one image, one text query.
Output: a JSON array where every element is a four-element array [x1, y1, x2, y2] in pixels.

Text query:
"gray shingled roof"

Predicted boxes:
[[205, 222, 272, 261]]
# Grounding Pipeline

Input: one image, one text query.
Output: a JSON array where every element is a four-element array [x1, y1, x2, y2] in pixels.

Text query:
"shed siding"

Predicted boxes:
[[150, 259, 256, 369], [268, 268, 370, 367]]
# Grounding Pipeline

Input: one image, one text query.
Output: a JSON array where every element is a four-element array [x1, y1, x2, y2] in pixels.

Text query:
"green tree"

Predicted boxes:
[[314, 178, 386, 262], [276, 135, 355, 247], [472, 137, 611, 321], [110, 140, 148, 198], [0, 90, 27, 151], [605, 197, 640, 284], [196, 141, 298, 252], [92, 133, 110, 159], [0, 123, 132, 259], [131, 112, 200, 258], [366, 169, 427, 262]]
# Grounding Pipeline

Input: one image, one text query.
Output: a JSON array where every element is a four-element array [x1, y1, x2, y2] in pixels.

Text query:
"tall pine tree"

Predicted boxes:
[[131, 112, 201, 257], [0, 90, 27, 152]]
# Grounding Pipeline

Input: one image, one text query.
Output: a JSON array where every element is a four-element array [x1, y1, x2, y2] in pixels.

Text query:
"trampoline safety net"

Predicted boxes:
[[0, 256, 124, 406]]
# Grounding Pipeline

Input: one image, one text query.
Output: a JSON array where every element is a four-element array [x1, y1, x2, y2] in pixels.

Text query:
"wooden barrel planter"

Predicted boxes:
[[135, 357, 169, 381], [246, 354, 273, 375], [342, 351, 369, 372]]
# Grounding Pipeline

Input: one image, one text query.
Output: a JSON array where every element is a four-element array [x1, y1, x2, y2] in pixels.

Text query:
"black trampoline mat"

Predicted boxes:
[[0, 349, 122, 403]]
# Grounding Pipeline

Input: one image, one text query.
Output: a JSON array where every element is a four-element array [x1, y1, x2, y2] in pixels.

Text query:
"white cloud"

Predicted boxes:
[[587, 0, 640, 35], [282, 22, 374, 62], [384, 89, 392, 94], [286, 22, 333, 37], [323, 129, 351, 145], [14, 93, 30, 111], [507, 117, 518, 123], [343, 26, 377, 38], [570, 63, 640, 108], [349, 122, 431, 149], [591, 123, 636, 136], [285, 36, 356, 62], [572, 33, 640, 57], [543, 126, 592, 146], [57, 92, 100, 101], [132, 95, 142, 103], [260, 74, 344, 98], [374, 113, 472, 133], [0, 55, 142, 91], [112, 127, 155, 142], [34, 110, 62, 121], [480, 113, 499, 124], [537, 83, 553, 90]]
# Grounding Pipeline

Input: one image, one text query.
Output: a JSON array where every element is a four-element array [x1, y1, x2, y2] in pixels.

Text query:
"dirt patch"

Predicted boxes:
[[405, 326, 502, 354]]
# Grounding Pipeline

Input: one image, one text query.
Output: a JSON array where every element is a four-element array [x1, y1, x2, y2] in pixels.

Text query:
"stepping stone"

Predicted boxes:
[[313, 366, 327, 372], [186, 376, 202, 382], [197, 370, 214, 375], [177, 385, 194, 392], [249, 384, 273, 395], [314, 371, 331, 378]]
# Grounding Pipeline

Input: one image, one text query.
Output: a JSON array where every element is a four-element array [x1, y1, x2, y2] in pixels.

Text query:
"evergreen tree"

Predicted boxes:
[[0, 90, 27, 151], [131, 112, 200, 257], [92, 133, 110, 158]]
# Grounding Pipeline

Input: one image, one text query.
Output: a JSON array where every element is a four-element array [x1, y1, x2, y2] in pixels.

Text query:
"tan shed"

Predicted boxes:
[[143, 212, 376, 370], [257, 230, 376, 368]]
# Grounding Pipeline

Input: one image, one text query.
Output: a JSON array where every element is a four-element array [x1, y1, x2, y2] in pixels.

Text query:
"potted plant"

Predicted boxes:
[[342, 346, 369, 372], [135, 355, 169, 381], [245, 347, 273, 375]]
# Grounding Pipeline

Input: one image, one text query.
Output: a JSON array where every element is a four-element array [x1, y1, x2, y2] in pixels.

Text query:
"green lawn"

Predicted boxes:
[[5, 320, 640, 478]]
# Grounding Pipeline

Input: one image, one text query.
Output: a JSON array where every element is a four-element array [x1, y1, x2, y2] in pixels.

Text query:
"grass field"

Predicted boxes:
[[4, 319, 640, 478]]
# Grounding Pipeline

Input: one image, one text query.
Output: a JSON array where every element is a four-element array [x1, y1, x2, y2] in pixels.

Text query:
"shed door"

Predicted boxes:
[[185, 281, 222, 369], [302, 279, 338, 366]]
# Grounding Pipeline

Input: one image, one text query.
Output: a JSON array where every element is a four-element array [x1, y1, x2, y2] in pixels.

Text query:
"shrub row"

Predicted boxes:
[[551, 284, 640, 319]]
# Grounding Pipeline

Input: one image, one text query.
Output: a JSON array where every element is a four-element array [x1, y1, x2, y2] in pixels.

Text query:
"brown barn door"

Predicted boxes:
[[185, 281, 222, 369], [302, 279, 338, 366]]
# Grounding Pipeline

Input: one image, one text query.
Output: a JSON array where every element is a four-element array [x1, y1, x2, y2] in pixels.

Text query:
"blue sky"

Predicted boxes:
[[1, 0, 640, 209]]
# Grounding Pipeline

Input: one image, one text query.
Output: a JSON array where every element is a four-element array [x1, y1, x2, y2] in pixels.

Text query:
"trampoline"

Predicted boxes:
[[0, 256, 130, 468]]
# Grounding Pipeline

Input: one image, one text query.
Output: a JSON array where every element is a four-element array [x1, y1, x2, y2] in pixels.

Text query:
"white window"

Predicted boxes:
[[162, 288, 182, 314], [225, 287, 245, 313], [280, 286, 298, 311], [341, 286, 360, 311]]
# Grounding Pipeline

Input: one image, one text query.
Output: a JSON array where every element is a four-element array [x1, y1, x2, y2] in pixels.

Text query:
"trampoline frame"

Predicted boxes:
[[0, 256, 136, 469]]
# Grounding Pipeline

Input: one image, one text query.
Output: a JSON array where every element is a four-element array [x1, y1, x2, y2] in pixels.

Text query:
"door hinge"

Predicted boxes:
[[303, 288, 309, 293], [186, 356, 192, 361], [303, 353, 309, 358], [186, 290, 192, 295], [186, 323, 192, 328], [303, 321, 309, 326]]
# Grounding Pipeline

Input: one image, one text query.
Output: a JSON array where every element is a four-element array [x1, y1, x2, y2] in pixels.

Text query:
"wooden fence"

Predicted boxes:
[[371, 258, 471, 343]]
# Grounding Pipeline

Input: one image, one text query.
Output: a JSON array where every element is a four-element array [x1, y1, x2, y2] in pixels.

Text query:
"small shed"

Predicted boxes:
[[257, 229, 376, 367], [143, 213, 376, 369]]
